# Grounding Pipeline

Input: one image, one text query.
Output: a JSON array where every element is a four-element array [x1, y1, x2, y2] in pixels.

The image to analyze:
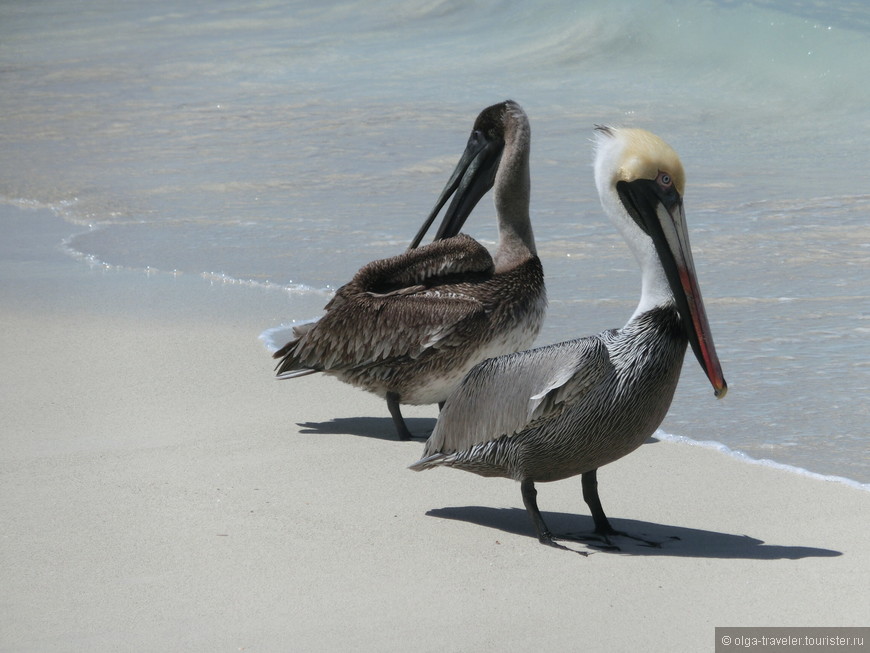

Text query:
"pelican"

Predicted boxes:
[[273, 101, 546, 440], [411, 126, 727, 551]]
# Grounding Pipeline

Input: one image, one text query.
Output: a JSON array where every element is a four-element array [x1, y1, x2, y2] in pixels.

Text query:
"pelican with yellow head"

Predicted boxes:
[[412, 126, 727, 552]]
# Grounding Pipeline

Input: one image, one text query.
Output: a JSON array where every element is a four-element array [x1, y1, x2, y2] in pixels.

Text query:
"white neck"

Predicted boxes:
[[596, 180, 672, 327]]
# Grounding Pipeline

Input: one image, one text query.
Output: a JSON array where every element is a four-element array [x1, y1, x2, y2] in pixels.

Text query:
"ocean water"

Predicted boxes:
[[1, 0, 868, 484]]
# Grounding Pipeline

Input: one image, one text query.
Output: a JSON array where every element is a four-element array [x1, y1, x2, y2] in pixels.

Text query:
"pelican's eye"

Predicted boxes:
[[657, 171, 672, 188], [467, 130, 485, 149]]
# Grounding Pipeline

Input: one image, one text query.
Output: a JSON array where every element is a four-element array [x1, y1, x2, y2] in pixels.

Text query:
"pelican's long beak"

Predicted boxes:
[[408, 128, 504, 249], [618, 179, 728, 398]]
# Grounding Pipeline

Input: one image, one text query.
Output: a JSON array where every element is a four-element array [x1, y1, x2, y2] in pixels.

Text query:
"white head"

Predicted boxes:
[[593, 126, 686, 313], [592, 125, 727, 398]]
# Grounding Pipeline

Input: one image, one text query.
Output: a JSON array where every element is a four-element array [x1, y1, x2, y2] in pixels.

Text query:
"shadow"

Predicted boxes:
[[295, 421, 660, 445], [297, 416, 436, 441], [426, 506, 842, 559]]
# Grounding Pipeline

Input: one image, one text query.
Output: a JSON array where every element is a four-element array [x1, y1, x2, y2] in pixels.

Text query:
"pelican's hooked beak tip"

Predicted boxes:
[[714, 382, 728, 399]]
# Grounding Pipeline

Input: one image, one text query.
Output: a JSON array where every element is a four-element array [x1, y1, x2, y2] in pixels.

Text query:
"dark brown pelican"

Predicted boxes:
[[411, 126, 727, 551], [273, 101, 546, 440]]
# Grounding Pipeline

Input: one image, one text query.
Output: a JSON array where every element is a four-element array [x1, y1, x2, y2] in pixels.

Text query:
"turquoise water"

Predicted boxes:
[[1, 0, 868, 482]]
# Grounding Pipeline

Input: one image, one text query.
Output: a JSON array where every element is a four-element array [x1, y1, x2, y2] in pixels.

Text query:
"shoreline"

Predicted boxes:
[[4, 200, 867, 487], [2, 203, 869, 651], [654, 432, 870, 493]]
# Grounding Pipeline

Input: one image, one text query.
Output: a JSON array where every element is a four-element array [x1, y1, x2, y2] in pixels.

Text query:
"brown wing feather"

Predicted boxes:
[[274, 234, 495, 375]]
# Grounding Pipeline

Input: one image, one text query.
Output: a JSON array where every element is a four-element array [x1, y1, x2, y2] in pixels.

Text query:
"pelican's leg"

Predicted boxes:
[[581, 469, 614, 534], [386, 391, 413, 441], [577, 469, 664, 549], [520, 479, 588, 556]]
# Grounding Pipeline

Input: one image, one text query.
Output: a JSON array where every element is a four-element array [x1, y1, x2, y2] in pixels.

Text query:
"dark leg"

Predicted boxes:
[[582, 469, 615, 535], [577, 469, 663, 549], [521, 479, 588, 556], [386, 392, 413, 441]]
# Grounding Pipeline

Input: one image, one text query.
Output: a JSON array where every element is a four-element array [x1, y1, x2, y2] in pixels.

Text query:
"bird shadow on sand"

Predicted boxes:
[[426, 506, 842, 559], [296, 420, 662, 445], [296, 416, 435, 441]]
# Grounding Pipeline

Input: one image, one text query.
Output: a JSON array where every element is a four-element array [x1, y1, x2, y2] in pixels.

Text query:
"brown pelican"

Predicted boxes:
[[273, 101, 546, 440], [411, 126, 727, 552]]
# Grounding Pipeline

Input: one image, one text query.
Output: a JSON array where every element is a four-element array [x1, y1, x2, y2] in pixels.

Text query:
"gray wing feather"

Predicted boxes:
[[422, 337, 611, 456]]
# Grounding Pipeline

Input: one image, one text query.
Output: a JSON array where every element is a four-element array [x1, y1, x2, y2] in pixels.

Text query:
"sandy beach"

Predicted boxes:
[[0, 209, 867, 652]]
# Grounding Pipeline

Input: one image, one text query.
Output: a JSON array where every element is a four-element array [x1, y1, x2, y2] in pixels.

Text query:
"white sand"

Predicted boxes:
[[1, 242, 868, 652]]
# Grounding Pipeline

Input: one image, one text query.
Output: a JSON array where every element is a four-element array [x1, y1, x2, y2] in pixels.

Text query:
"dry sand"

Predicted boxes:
[[1, 219, 868, 652]]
